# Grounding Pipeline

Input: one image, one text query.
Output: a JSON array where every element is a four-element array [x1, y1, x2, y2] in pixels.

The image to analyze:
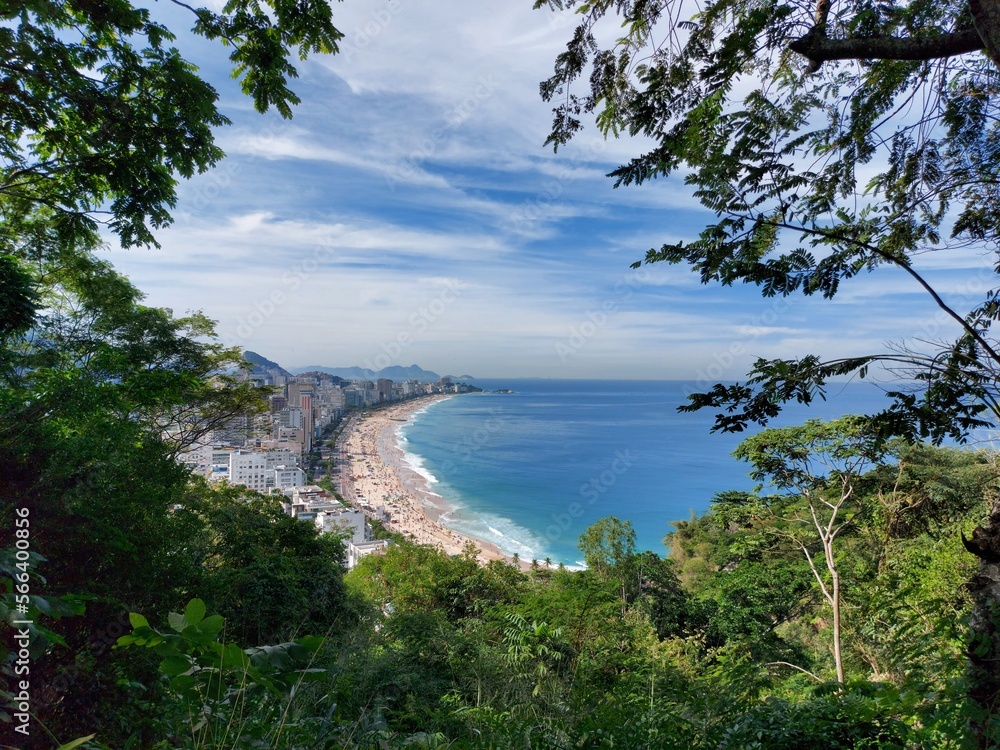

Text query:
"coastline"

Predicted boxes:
[[334, 395, 515, 565]]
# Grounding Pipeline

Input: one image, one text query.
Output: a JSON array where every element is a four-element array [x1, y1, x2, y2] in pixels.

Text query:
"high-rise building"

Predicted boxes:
[[377, 379, 393, 402], [300, 394, 313, 453]]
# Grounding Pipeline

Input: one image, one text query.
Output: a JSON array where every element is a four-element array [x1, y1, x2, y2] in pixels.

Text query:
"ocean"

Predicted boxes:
[[397, 379, 912, 566]]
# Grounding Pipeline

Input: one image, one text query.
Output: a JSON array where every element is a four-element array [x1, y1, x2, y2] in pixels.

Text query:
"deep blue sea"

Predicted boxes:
[[397, 380, 904, 566]]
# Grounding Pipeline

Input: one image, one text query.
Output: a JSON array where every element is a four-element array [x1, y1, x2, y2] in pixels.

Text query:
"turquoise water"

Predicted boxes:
[[397, 380, 896, 566]]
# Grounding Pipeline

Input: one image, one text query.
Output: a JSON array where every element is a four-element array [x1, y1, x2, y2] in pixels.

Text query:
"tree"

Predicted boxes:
[[0, 1, 345, 741], [0, 252, 273, 740], [539, 1, 1000, 738], [579, 516, 637, 576], [192, 485, 353, 646], [536, 0, 1000, 439], [733, 417, 889, 682], [1, 0, 342, 249], [579, 516, 638, 609]]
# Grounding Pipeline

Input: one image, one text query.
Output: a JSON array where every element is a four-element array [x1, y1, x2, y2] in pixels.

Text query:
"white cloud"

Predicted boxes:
[[98, 0, 998, 380]]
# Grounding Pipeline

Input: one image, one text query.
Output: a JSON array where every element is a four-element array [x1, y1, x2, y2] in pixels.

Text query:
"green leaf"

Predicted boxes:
[[221, 642, 250, 670], [129, 612, 149, 629], [168, 611, 188, 633], [56, 736, 96, 750], [160, 654, 192, 677], [169, 674, 198, 695], [197, 614, 225, 642], [295, 634, 325, 652], [290, 667, 327, 683], [183, 598, 206, 626]]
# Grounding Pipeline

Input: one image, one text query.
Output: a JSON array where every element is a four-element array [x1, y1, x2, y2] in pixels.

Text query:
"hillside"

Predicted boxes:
[[288, 363, 469, 383]]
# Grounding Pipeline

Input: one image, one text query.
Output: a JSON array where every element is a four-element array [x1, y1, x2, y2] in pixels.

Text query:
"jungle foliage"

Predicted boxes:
[[56, 438, 993, 749], [1, 0, 999, 747]]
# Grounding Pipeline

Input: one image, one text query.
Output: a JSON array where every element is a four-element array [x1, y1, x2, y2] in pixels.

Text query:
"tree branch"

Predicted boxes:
[[813, 0, 831, 32], [789, 29, 982, 67], [764, 661, 824, 682], [768, 218, 1000, 368]]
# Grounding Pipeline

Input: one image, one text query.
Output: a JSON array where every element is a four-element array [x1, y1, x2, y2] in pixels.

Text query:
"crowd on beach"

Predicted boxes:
[[334, 396, 510, 564]]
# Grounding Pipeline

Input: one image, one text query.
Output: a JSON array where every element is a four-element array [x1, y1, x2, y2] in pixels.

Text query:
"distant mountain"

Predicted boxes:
[[443, 375, 476, 381], [244, 350, 291, 377], [294, 371, 350, 385], [288, 363, 469, 383]]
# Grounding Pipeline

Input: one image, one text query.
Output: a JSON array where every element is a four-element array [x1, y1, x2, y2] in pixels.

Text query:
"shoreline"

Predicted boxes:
[[334, 395, 516, 566]]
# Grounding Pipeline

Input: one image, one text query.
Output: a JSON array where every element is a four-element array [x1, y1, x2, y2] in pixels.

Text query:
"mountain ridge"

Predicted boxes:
[[289, 362, 474, 383]]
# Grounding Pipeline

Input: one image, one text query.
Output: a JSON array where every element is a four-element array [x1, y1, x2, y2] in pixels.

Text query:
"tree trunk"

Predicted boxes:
[[831, 564, 844, 683], [964, 494, 1000, 748], [789, 0, 1000, 69], [971, 0, 1000, 70]]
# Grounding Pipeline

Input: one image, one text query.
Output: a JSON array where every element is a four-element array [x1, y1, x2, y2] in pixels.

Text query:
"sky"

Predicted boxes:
[[98, 0, 994, 380]]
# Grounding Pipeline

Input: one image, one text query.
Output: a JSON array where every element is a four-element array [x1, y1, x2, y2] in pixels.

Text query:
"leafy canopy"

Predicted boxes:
[[0, 1, 344, 739], [1, 0, 342, 248], [537, 0, 1000, 441]]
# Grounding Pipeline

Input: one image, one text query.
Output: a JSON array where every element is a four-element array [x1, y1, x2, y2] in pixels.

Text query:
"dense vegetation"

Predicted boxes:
[[4, 418, 996, 747], [3, 0, 1000, 747]]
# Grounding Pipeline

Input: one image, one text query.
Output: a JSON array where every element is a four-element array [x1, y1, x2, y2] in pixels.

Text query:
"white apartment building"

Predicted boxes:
[[279, 407, 303, 429], [315, 508, 369, 545], [280, 486, 375, 565], [273, 466, 307, 490], [224, 448, 302, 492], [178, 442, 238, 480], [347, 540, 390, 570]]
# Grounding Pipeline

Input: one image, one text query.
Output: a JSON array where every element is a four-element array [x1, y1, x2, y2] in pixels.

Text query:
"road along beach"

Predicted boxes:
[[334, 395, 513, 565]]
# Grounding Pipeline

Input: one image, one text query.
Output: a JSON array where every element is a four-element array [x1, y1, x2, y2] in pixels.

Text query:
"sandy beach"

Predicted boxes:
[[334, 395, 513, 565]]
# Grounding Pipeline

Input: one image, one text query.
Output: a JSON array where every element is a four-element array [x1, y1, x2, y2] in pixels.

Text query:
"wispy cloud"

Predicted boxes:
[[94, 0, 992, 379]]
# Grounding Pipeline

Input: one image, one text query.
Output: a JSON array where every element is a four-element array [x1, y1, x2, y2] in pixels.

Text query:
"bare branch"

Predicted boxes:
[[764, 661, 825, 682], [768, 218, 1000, 368], [789, 29, 982, 69]]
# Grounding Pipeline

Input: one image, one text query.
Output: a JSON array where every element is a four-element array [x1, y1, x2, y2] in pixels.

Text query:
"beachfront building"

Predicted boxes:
[[283, 486, 348, 519], [377, 379, 393, 402], [281, 485, 376, 566], [282, 485, 330, 507], [347, 539, 390, 570], [343, 388, 365, 408]]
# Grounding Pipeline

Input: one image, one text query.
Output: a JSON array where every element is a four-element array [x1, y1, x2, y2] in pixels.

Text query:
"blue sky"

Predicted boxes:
[[99, 0, 990, 379]]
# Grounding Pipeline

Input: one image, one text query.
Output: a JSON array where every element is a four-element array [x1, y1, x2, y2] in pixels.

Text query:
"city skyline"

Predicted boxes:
[[98, 0, 985, 380]]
